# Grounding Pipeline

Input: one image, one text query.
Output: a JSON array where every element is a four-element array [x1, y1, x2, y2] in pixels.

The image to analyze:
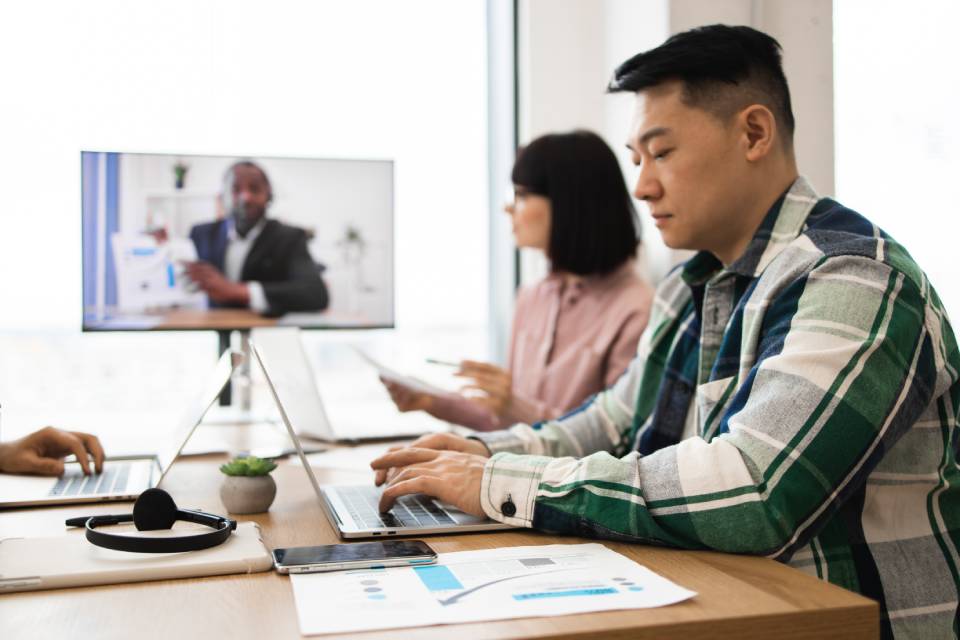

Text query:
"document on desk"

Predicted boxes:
[[290, 543, 696, 635]]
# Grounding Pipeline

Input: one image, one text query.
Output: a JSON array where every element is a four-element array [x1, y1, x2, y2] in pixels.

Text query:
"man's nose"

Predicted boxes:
[[633, 167, 662, 202]]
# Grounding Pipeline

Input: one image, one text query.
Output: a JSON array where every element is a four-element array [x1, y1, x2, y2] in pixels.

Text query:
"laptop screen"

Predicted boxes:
[[155, 350, 239, 479]]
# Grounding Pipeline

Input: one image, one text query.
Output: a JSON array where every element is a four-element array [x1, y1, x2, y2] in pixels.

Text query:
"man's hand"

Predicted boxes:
[[372, 432, 490, 486], [381, 378, 435, 413], [0, 427, 105, 476], [183, 261, 250, 305], [456, 360, 513, 416], [370, 447, 487, 516]]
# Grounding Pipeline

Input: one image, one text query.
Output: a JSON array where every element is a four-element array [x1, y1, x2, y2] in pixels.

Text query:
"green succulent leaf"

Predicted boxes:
[[219, 456, 277, 477]]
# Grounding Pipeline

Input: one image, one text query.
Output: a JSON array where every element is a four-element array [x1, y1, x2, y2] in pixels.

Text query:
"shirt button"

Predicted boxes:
[[501, 500, 517, 517]]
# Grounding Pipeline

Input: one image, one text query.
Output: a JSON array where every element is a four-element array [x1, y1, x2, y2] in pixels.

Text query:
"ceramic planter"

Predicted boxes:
[[219, 475, 277, 514]]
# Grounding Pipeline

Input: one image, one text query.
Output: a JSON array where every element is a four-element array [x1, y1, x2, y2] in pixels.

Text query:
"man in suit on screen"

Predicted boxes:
[[186, 160, 329, 316]]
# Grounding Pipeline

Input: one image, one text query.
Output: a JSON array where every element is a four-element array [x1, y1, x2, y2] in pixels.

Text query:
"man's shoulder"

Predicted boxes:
[[788, 198, 927, 293], [190, 219, 225, 236], [259, 219, 307, 242]]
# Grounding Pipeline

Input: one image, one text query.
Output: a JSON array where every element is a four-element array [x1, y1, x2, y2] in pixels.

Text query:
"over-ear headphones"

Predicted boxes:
[[65, 488, 237, 553]]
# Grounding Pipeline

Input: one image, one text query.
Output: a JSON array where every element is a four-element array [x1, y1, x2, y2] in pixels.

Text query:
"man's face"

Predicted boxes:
[[225, 165, 270, 232], [627, 81, 755, 263]]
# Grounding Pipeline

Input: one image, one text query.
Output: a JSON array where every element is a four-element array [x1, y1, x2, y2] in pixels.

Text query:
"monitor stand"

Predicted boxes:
[[203, 329, 273, 425]]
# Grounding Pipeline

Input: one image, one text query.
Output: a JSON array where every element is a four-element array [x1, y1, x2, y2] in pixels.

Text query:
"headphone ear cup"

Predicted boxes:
[[133, 488, 179, 531]]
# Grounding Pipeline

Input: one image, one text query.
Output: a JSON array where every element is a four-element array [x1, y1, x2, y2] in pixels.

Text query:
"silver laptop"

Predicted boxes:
[[251, 340, 513, 539], [0, 350, 240, 508], [251, 328, 441, 443]]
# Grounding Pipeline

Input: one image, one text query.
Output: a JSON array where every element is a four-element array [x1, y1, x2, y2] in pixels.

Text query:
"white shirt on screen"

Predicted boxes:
[[224, 218, 268, 313]]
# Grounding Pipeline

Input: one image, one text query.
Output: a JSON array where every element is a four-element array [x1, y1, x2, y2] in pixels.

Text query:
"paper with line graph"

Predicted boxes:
[[290, 543, 696, 635]]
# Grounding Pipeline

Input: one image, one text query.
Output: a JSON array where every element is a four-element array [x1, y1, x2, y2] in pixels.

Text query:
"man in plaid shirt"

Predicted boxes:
[[372, 25, 960, 638]]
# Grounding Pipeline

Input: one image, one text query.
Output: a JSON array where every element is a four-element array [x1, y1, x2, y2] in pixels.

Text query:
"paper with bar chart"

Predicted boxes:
[[290, 543, 696, 635]]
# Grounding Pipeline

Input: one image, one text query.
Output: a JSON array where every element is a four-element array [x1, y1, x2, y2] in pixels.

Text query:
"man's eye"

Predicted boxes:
[[653, 149, 673, 161]]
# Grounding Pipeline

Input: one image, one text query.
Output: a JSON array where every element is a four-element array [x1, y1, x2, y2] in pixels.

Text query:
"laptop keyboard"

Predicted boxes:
[[48, 463, 132, 497], [337, 486, 456, 529]]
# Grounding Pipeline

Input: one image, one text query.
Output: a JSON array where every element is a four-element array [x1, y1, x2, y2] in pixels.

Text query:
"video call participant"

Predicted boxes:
[[187, 161, 329, 316], [383, 131, 652, 431], [0, 427, 104, 476], [371, 25, 960, 639]]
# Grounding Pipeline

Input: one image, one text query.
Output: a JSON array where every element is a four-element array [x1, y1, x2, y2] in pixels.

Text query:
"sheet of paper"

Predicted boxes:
[[111, 233, 207, 312], [352, 348, 452, 397], [290, 543, 696, 635]]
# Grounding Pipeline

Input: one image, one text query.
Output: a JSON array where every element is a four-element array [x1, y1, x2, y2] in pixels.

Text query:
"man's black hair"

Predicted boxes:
[[608, 24, 795, 146], [223, 160, 273, 201], [511, 130, 640, 276]]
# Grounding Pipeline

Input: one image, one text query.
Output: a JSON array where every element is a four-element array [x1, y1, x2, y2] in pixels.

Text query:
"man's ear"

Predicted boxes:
[[739, 104, 777, 162]]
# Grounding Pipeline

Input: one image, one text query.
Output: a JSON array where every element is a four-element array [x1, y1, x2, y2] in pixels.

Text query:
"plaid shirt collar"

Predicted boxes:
[[682, 176, 817, 286]]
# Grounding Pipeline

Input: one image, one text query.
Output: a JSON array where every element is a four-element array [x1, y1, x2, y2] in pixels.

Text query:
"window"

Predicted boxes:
[[835, 1, 960, 323]]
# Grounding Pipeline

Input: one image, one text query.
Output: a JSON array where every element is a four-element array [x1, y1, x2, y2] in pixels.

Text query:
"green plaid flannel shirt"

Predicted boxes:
[[475, 177, 960, 639]]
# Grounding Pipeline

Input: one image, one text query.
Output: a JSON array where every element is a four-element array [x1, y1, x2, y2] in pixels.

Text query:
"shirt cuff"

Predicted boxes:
[[479, 452, 551, 527], [246, 282, 268, 313]]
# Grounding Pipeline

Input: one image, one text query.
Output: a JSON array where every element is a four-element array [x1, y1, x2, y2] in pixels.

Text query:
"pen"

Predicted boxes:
[[425, 358, 460, 368]]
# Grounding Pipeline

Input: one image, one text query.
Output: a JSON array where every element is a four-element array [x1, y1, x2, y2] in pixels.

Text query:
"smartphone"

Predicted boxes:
[[272, 540, 437, 574]]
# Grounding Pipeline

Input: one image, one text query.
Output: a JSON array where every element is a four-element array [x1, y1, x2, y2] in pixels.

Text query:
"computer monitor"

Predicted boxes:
[[81, 151, 394, 331]]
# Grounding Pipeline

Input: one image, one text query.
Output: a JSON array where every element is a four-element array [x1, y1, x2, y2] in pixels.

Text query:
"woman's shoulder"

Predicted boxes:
[[515, 274, 561, 306], [595, 262, 653, 309]]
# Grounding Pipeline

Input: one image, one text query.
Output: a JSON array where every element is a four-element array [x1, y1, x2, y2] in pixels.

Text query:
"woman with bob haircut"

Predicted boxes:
[[383, 130, 653, 430]]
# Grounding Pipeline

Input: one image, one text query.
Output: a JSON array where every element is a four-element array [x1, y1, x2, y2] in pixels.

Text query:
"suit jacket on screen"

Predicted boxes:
[[189, 218, 329, 316]]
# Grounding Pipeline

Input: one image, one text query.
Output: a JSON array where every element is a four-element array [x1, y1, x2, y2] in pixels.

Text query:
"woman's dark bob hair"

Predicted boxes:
[[511, 130, 640, 276]]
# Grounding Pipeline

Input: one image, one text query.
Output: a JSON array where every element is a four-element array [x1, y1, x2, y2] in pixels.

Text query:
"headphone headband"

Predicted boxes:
[[66, 489, 237, 554]]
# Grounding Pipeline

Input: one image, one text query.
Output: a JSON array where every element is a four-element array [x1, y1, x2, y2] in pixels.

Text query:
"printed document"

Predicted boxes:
[[290, 543, 696, 635], [352, 348, 451, 396]]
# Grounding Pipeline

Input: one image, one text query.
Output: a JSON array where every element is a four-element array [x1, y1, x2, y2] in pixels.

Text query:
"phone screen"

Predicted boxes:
[[273, 540, 435, 567]]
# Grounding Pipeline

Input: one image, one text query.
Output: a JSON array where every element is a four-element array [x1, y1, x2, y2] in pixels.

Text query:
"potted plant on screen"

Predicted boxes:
[[219, 456, 278, 514], [173, 161, 189, 190]]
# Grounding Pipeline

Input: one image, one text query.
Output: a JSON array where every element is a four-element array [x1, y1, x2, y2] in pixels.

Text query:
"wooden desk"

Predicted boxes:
[[0, 457, 878, 640], [155, 309, 278, 330]]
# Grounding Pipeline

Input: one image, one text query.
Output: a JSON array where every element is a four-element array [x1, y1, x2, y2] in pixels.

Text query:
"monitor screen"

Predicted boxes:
[[81, 151, 394, 331]]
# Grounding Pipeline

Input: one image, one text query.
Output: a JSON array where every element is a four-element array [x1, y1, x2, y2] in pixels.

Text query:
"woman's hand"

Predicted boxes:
[[457, 360, 513, 416], [380, 377, 435, 413]]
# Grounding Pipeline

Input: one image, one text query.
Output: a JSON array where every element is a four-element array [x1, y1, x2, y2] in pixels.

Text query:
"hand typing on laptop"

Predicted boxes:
[[0, 427, 104, 476], [370, 433, 490, 517]]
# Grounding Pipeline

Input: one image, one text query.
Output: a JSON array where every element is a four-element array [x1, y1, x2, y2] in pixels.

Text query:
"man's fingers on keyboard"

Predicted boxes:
[[370, 447, 439, 470], [379, 476, 442, 512]]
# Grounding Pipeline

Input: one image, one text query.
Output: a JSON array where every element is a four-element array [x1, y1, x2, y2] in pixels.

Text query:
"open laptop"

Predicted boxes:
[[251, 340, 513, 538], [251, 328, 441, 443], [0, 350, 240, 508]]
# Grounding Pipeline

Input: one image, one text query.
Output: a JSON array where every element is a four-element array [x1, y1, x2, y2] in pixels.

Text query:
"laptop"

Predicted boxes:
[[251, 328, 442, 443], [250, 340, 513, 539], [0, 350, 241, 508]]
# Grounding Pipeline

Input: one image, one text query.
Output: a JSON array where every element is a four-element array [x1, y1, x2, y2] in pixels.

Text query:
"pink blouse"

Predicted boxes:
[[429, 261, 653, 430]]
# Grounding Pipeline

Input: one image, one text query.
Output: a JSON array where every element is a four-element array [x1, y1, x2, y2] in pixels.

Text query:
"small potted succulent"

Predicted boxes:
[[219, 456, 278, 514]]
